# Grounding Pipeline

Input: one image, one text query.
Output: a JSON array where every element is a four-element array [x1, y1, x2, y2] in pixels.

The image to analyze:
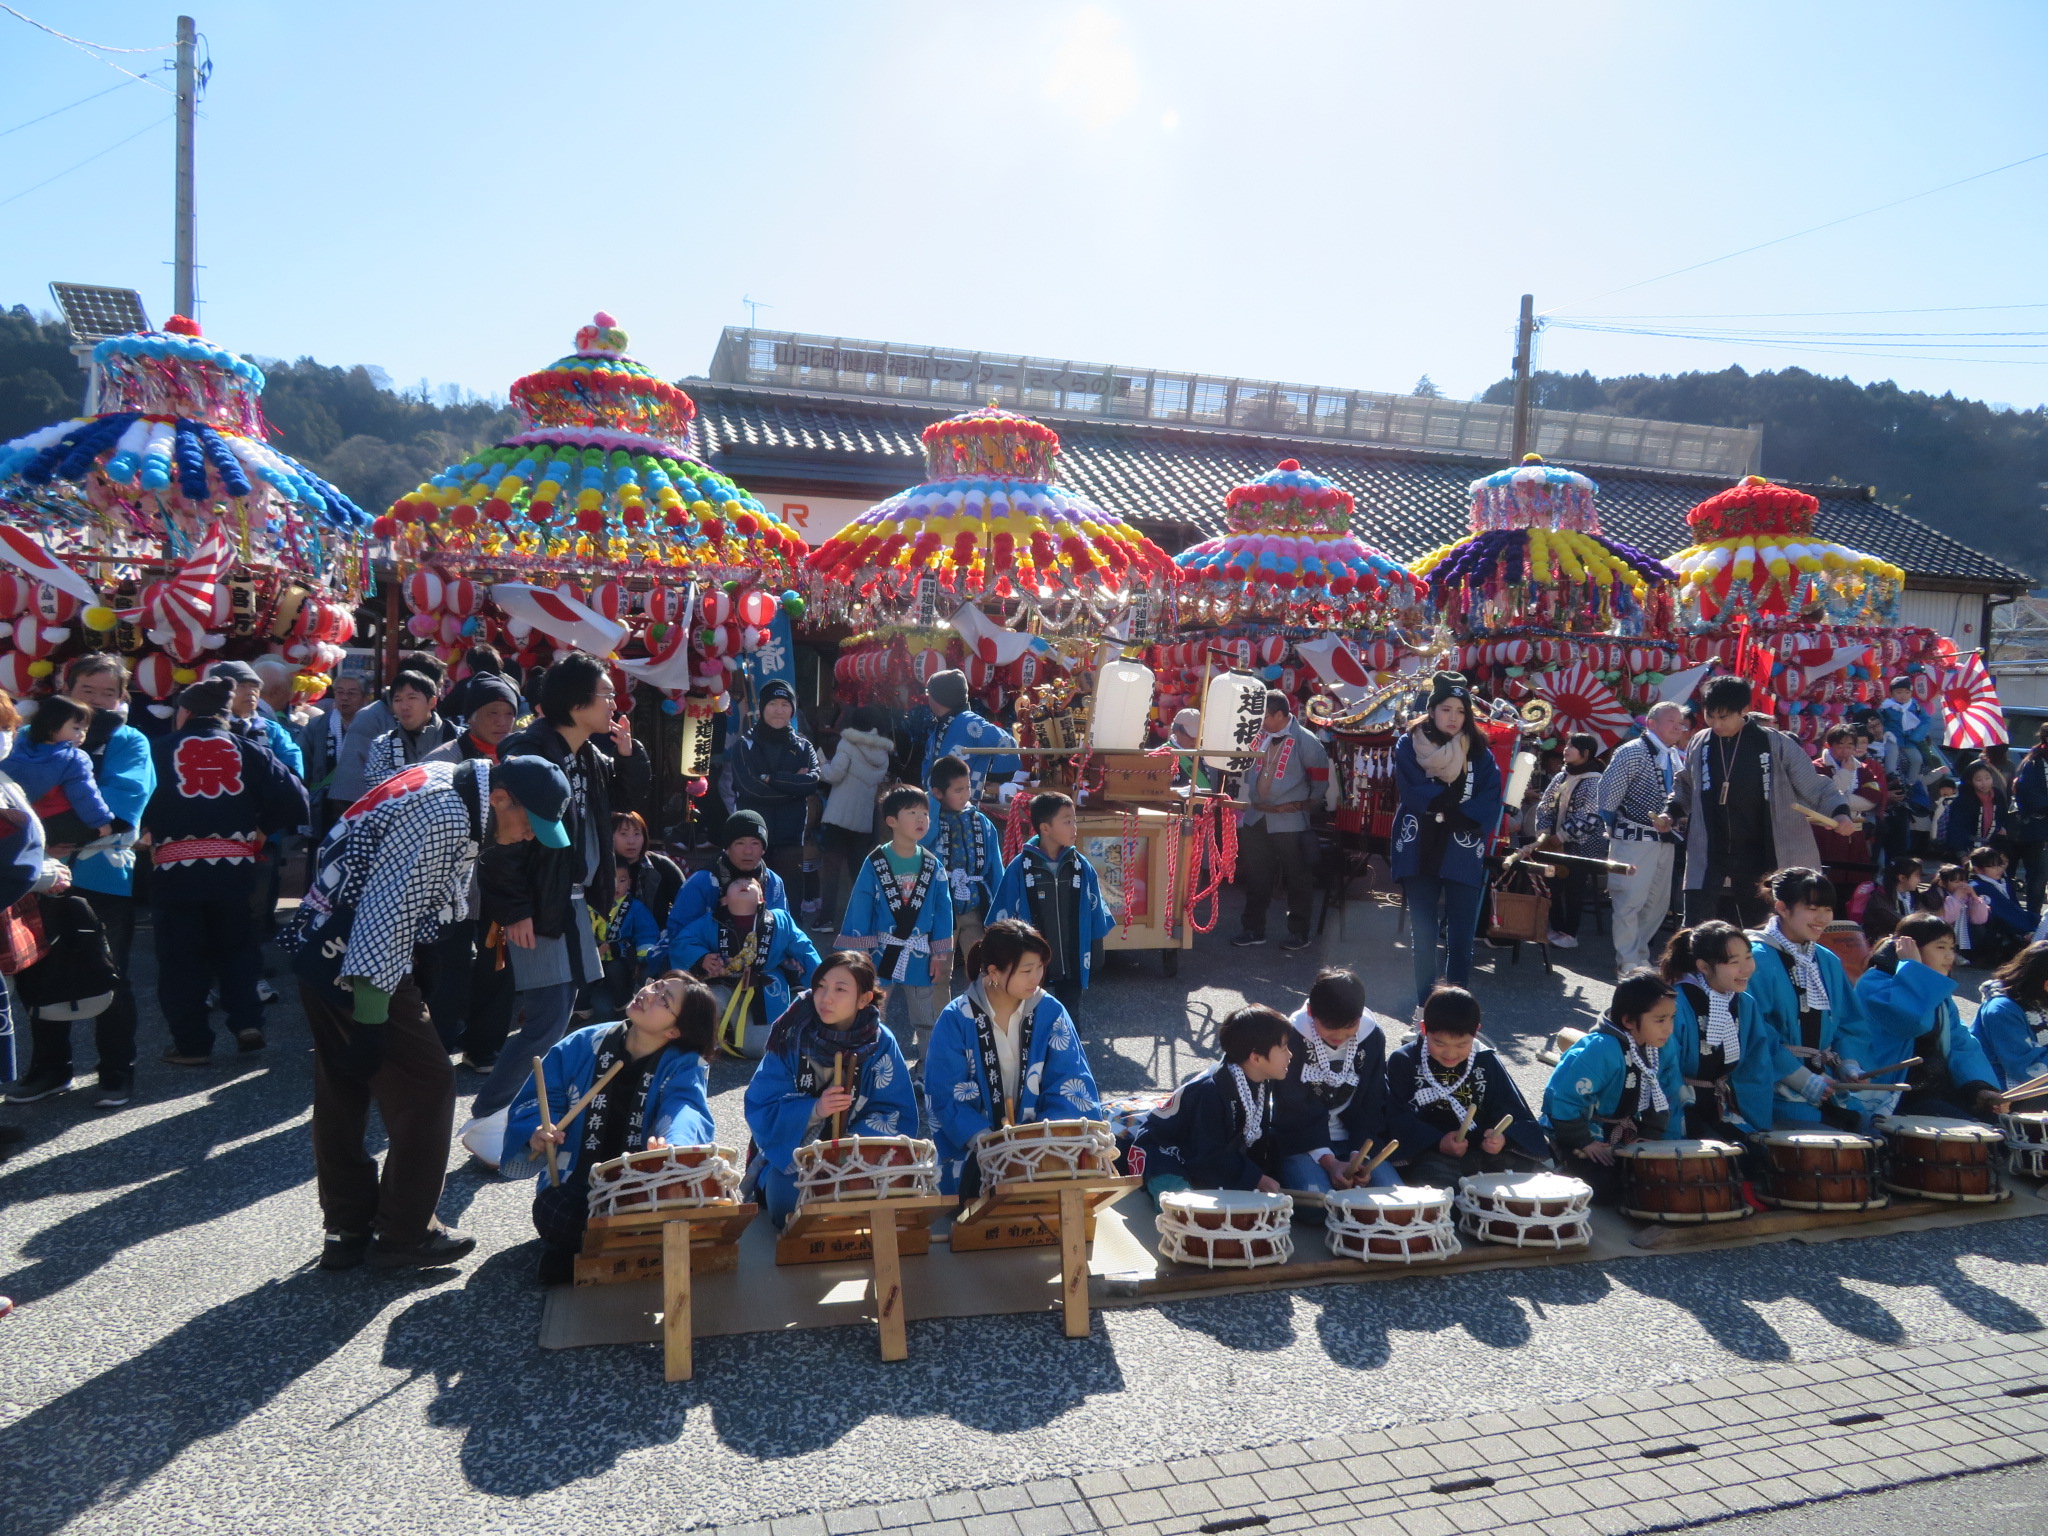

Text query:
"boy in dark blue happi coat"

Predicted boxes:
[[921, 919, 1099, 1196], [1385, 984, 1547, 1189], [1856, 912, 2004, 1123], [988, 792, 1114, 1013], [743, 951, 919, 1226], [1131, 1006, 1293, 1200]]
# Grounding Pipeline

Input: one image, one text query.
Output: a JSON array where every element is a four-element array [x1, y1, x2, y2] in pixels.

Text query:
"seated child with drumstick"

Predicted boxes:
[[1662, 921, 1782, 1147], [921, 918, 1100, 1197], [1130, 1005, 1292, 1201], [1747, 867, 1879, 1129], [1271, 967, 1401, 1198], [1384, 985, 1548, 1189], [1854, 911, 2005, 1124], [1542, 971, 1686, 1206], [502, 973, 720, 1286], [671, 872, 821, 1059], [743, 950, 920, 1226], [1973, 941, 2048, 1091]]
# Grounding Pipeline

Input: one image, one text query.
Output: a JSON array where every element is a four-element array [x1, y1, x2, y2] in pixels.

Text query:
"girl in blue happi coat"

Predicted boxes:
[[1973, 942, 2048, 1089], [1744, 868, 1878, 1126], [503, 972, 719, 1285], [670, 872, 822, 1058], [1662, 921, 1785, 1143], [921, 919, 1100, 1195], [744, 950, 920, 1226], [1855, 912, 2005, 1124], [1543, 971, 1688, 1206]]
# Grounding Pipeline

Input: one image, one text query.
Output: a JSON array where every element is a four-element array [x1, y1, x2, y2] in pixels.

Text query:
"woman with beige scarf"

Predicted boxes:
[[1391, 673, 1504, 1009]]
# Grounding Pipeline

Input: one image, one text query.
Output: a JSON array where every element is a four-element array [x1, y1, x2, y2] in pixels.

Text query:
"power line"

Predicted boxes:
[[0, 75, 141, 139], [0, 3, 175, 92], [1544, 147, 2048, 316], [1552, 322, 2048, 345], [1576, 301, 2048, 321], [0, 113, 174, 210], [1544, 322, 2048, 369]]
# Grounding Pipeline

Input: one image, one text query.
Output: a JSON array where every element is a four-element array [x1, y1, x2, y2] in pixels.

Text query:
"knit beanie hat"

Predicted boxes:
[[927, 669, 970, 714], [1426, 671, 1472, 712], [722, 809, 770, 848]]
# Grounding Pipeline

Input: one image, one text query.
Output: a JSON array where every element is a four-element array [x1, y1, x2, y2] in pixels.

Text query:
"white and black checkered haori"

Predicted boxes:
[[306, 761, 489, 995]]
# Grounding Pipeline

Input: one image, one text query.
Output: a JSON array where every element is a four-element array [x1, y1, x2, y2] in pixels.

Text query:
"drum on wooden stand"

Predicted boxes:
[[794, 1135, 941, 1205], [1876, 1115, 2007, 1202], [587, 1144, 743, 1221], [1154, 1189, 1295, 1268], [1454, 1172, 1594, 1248], [1758, 1128, 1888, 1210], [1998, 1111, 2048, 1179], [1611, 1139, 1748, 1223], [1324, 1185, 1461, 1264], [975, 1119, 1119, 1184]]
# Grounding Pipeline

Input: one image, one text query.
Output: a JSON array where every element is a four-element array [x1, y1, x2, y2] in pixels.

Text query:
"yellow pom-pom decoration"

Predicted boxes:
[[26, 660, 54, 679], [81, 605, 118, 632], [172, 667, 198, 684]]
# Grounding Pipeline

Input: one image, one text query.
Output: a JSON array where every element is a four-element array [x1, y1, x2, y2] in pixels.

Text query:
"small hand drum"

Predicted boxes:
[[975, 1118, 1118, 1185], [1324, 1184, 1461, 1264], [1154, 1189, 1295, 1269], [1759, 1128, 1887, 1211], [1455, 1172, 1594, 1248], [1876, 1115, 2006, 1202], [1611, 1138, 1748, 1223], [586, 1144, 742, 1221], [794, 1135, 940, 1205]]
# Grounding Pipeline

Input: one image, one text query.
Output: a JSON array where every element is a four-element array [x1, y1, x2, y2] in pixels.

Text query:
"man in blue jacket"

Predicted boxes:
[[142, 678, 308, 1063]]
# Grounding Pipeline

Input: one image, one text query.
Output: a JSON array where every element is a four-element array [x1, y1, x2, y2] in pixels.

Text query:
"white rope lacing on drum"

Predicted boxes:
[[976, 1121, 1117, 1184], [794, 1136, 940, 1203], [586, 1145, 741, 1220]]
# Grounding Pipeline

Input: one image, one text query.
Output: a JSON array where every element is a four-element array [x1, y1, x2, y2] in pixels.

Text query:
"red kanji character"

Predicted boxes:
[[173, 735, 245, 799]]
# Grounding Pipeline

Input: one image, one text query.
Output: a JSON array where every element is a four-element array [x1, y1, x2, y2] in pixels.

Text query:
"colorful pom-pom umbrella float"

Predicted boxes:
[[1174, 459, 1426, 627], [1668, 474, 1904, 629], [805, 405, 1178, 632], [1412, 454, 1677, 637], [381, 313, 806, 587], [0, 314, 368, 704]]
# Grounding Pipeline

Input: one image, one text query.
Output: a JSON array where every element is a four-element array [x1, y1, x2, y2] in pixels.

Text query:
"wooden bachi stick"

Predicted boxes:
[[533, 1055, 560, 1188], [552, 1060, 624, 1138]]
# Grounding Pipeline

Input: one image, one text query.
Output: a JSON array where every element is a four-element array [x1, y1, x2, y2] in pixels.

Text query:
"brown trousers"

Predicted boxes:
[[304, 976, 456, 1246]]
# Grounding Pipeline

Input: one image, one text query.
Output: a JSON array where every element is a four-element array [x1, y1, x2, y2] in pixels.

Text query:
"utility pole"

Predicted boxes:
[[1509, 293, 1535, 459], [174, 15, 197, 319]]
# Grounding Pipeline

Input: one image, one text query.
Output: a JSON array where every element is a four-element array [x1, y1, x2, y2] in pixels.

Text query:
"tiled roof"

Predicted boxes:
[[690, 383, 2032, 589]]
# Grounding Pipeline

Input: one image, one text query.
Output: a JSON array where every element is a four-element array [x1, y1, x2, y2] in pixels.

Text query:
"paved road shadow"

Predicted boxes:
[[1304, 1261, 1615, 1370]]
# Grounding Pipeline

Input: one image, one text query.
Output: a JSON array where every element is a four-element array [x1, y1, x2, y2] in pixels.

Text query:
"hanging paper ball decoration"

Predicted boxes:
[[1667, 475, 1904, 627]]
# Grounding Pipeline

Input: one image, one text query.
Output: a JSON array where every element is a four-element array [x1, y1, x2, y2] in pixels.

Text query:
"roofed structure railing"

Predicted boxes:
[[706, 327, 1762, 478]]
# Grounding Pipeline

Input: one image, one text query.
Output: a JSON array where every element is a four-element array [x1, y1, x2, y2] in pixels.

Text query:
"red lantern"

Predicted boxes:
[[738, 588, 776, 628], [701, 589, 733, 627], [443, 578, 481, 618], [406, 569, 446, 614], [0, 651, 33, 696], [588, 581, 626, 623], [33, 584, 81, 625], [134, 653, 178, 701], [0, 574, 28, 618], [12, 614, 63, 660]]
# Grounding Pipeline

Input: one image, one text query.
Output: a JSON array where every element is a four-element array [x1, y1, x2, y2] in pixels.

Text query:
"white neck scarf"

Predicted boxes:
[[1693, 974, 1742, 1062], [1226, 1064, 1268, 1143], [1760, 916, 1833, 1015], [1290, 1007, 1363, 1091], [1411, 1050, 1477, 1111], [1604, 1020, 1670, 1114]]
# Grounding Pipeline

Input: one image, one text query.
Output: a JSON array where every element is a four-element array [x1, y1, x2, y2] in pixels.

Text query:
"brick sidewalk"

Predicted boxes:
[[712, 1331, 2048, 1536]]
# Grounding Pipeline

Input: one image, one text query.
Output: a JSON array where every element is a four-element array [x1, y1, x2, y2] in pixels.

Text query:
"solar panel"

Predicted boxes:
[[48, 283, 150, 343]]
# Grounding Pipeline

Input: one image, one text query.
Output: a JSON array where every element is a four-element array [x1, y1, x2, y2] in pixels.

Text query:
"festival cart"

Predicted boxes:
[[372, 313, 809, 823], [0, 314, 369, 711]]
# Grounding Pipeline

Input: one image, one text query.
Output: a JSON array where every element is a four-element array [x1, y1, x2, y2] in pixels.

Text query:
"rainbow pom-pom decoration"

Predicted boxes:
[[1668, 475, 1903, 627], [806, 405, 1176, 625], [1175, 458, 1424, 625], [380, 314, 803, 582]]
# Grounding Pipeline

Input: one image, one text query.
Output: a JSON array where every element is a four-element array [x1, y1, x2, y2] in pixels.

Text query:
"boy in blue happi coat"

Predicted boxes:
[[1270, 968, 1401, 1198], [586, 862, 664, 1018], [1744, 868, 1878, 1127], [1385, 984, 1548, 1188], [1855, 912, 2005, 1123], [835, 785, 953, 1058], [1973, 942, 2048, 1089], [922, 668, 1019, 799], [744, 950, 920, 1226], [922, 919, 1099, 1196], [923, 754, 1003, 988], [671, 872, 821, 1059], [1966, 846, 2031, 970], [1662, 920, 1784, 1146], [504, 973, 719, 1285], [988, 791, 1114, 1013], [666, 809, 789, 938], [1131, 1005, 1293, 1199], [1544, 971, 1688, 1206]]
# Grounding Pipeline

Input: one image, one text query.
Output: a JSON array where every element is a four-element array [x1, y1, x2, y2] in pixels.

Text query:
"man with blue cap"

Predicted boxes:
[[289, 752, 572, 1271]]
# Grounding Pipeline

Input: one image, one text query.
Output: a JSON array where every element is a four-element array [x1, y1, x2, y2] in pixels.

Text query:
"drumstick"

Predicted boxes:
[[552, 1060, 624, 1138], [1996, 1069, 2048, 1104], [1456, 1102, 1477, 1137], [1343, 1139, 1376, 1179], [829, 1053, 846, 1141], [532, 1056, 560, 1189], [1003, 1093, 1016, 1130], [1795, 803, 1846, 830], [1489, 1115, 1514, 1136], [1358, 1140, 1400, 1180], [1836, 1057, 1921, 1086]]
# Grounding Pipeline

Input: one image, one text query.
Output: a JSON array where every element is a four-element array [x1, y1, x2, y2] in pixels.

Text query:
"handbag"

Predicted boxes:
[[0, 895, 49, 976], [1487, 862, 1551, 943]]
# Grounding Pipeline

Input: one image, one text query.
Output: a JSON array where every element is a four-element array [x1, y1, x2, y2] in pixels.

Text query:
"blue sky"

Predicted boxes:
[[5, 1, 2046, 409]]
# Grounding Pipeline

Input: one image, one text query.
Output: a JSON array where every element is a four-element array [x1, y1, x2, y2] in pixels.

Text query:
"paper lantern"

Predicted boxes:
[[588, 580, 626, 623], [34, 584, 82, 624], [406, 569, 446, 614], [443, 577, 481, 618], [134, 653, 178, 700], [0, 651, 32, 696], [701, 589, 732, 627], [738, 588, 776, 628], [1257, 635, 1286, 666], [0, 574, 27, 618]]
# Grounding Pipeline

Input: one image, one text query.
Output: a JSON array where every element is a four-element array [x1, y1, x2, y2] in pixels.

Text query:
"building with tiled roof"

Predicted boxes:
[[688, 328, 2032, 651]]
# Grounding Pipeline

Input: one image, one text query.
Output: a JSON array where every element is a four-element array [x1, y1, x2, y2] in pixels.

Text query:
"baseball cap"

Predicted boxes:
[[495, 755, 572, 848]]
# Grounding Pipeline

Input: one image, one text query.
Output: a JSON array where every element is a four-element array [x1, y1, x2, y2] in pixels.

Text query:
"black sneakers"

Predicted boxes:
[[1281, 934, 1313, 953], [5, 1071, 71, 1104], [1231, 933, 1266, 948], [367, 1227, 477, 1270], [320, 1231, 372, 1271], [93, 1075, 132, 1108], [235, 1029, 267, 1053]]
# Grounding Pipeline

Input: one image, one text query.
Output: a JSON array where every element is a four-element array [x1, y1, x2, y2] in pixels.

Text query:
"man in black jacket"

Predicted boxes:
[[459, 652, 650, 1158], [729, 678, 821, 906]]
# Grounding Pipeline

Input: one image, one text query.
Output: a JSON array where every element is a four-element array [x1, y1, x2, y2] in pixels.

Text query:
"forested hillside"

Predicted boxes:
[[1483, 366, 2047, 578]]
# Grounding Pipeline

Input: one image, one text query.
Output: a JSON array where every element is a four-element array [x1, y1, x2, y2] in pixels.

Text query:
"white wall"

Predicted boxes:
[[1898, 587, 1985, 648], [764, 493, 877, 546]]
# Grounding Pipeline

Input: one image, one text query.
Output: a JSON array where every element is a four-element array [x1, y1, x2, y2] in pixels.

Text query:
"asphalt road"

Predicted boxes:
[[2, 883, 2043, 1533], [1693, 1461, 2048, 1534]]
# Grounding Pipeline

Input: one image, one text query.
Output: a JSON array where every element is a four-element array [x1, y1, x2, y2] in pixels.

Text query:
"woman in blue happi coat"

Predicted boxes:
[[1390, 673, 1504, 1008], [1744, 868, 1878, 1126], [502, 972, 719, 1285], [744, 950, 920, 1226], [669, 871, 821, 1058], [921, 919, 1100, 1195], [1973, 942, 2048, 1089], [1661, 920, 1785, 1142], [1855, 912, 2004, 1124]]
